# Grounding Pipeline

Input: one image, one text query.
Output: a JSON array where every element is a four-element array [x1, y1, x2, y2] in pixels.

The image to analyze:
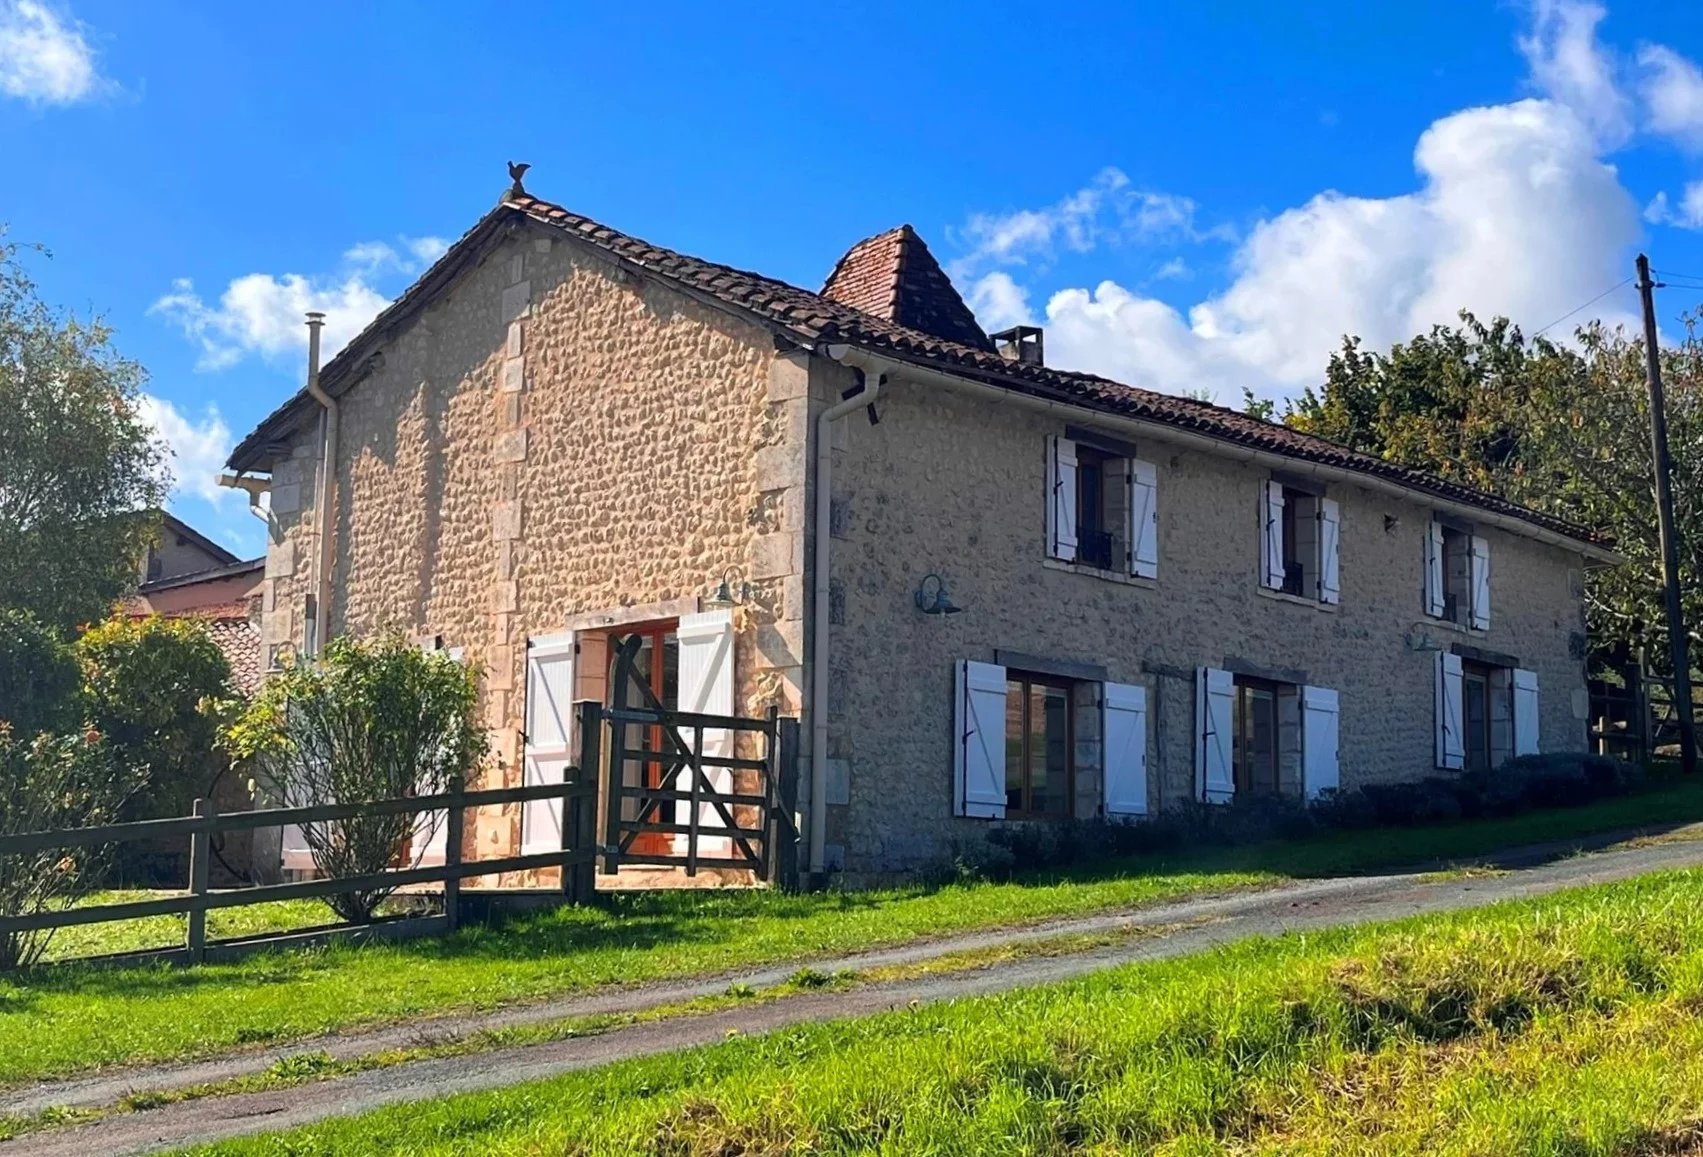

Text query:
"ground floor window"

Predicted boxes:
[[1461, 660, 1514, 774], [1004, 672, 1074, 818], [1233, 675, 1304, 798]]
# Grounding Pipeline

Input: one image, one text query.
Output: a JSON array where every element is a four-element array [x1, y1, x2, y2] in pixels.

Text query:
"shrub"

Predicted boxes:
[[0, 609, 80, 738], [225, 632, 485, 922], [0, 724, 142, 969], [77, 615, 233, 823], [950, 751, 1650, 881]]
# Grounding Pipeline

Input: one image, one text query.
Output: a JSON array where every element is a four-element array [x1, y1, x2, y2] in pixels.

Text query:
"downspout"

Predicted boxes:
[[809, 345, 885, 876], [304, 312, 335, 658]]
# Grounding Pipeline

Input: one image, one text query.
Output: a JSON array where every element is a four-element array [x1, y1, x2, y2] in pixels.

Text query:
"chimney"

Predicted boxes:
[[991, 325, 1044, 367]]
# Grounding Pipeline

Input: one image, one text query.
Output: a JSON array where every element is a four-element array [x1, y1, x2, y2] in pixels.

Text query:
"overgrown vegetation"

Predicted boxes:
[[182, 869, 1703, 1157], [0, 772, 1699, 1087], [223, 633, 484, 922], [0, 726, 140, 969], [957, 751, 1642, 879]]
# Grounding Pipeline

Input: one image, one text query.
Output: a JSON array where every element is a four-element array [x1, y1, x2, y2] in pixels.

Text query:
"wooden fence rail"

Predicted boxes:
[[0, 701, 605, 967]]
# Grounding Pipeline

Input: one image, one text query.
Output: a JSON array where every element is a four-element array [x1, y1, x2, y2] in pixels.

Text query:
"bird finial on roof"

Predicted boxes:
[[506, 161, 531, 199]]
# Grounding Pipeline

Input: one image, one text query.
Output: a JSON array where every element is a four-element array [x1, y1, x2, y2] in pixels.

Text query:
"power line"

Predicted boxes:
[[1532, 277, 1634, 338]]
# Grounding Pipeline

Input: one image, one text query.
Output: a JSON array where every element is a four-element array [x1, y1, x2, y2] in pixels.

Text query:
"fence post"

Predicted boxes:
[[560, 700, 600, 904], [186, 797, 214, 962], [443, 775, 464, 933], [771, 717, 801, 891]]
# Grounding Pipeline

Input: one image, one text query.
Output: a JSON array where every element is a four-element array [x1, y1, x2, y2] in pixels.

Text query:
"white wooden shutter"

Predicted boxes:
[[280, 782, 315, 875], [1435, 650, 1465, 770], [1047, 436, 1079, 562], [1127, 459, 1159, 579], [1102, 682, 1148, 817], [1261, 480, 1286, 590], [412, 644, 465, 867], [1196, 667, 1235, 803], [1301, 685, 1340, 799], [954, 659, 1007, 818], [1513, 668, 1540, 756], [1469, 535, 1491, 630], [1318, 497, 1341, 605], [1424, 521, 1446, 617], [521, 631, 576, 856], [675, 609, 736, 856]]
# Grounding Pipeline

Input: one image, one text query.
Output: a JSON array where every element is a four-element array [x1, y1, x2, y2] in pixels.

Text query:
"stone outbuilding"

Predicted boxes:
[[223, 175, 1618, 884]]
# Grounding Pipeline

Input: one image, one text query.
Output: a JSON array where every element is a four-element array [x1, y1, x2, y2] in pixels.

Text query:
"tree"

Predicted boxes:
[[1280, 311, 1703, 675], [224, 634, 484, 922], [0, 609, 82, 738], [0, 238, 168, 634], [77, 615, 233, 823]]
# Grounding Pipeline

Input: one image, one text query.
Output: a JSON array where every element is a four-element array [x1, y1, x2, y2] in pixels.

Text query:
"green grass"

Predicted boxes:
[[184, 868, 1703, 1157], [1, 772, 1700, 1090], [40, 894, 346, 963]]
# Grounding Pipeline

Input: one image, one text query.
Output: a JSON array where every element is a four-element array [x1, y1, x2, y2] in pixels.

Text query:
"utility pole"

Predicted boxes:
[[1636, 253, 1697, 774]]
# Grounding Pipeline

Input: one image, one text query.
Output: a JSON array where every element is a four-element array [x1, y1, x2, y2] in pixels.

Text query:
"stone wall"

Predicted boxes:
[[819, 365, 1593, 878], [256, 224, 811, 862]]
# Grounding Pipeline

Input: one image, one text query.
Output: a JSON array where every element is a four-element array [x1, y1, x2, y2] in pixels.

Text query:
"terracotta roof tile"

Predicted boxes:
[[227, 189, 1610, 550], [821, 225, 992, 350]]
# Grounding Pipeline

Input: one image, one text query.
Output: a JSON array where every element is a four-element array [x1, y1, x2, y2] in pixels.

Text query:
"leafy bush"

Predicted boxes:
[[952, 751, 1647, 881], [0, 723, 142, 969], [77, 615, 233, 822], [225, 633, 485, 922], [0, 609, 80, 737]]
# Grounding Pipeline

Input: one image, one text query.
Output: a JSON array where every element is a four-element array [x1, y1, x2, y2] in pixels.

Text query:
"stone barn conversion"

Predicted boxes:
[[222, 169, 1617, 884]]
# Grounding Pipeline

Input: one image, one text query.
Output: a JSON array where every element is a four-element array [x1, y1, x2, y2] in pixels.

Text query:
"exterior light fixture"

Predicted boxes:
[[706, 567, 751, 609], [915, 573, 962, 616]]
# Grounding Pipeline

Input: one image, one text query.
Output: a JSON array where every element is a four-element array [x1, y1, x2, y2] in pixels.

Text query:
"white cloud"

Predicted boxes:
[[1518, 0, 1632, 146], [963, 99, 1639, 404], [137, 394, 234, 506], [949, 168, 1232, 280], [152, 235, 451, 370], [1152, 257, 1191, 282], [0, 0, 103, 104], [1639, 44, 1703, 149], [1646, 182, 1703, 229]]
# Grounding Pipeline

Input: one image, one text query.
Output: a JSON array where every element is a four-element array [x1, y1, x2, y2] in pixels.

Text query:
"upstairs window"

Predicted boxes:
[[1425, 520, 1490, 629], [1047, 434, 1159, 579], [1259, 480, 1340, 603]]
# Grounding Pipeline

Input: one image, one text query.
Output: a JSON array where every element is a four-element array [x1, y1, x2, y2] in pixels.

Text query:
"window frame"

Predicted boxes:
[[1231, 674, 1284, 797], [1439, 524, 1472, 626], [1003, 670, 1077, 820], [1074, 445, 1116, 571]]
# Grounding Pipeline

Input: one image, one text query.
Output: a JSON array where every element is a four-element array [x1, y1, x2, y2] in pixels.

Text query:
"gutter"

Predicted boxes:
[[304, 313, 335, 656], [831, 347, 1623, 567], [809, 345, 885, 876]]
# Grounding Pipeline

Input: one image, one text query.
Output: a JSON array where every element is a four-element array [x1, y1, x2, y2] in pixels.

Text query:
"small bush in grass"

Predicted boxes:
[[224, 632, 485, 923], [954, 752, 1650, 880], [0, 724, 141, 969]]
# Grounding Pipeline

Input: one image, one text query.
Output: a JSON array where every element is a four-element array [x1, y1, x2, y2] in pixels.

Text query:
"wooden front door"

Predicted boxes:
[[608, 624, 679, 855]]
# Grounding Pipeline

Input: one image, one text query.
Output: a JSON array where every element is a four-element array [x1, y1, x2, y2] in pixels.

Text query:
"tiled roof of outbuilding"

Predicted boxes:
[[226, 188, 1612, 551]]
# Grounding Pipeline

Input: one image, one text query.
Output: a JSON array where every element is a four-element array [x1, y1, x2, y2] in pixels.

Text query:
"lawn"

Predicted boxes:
[[1, 771, 1700, 1089], [40, 895, 349, 963], [185, 867, 1703, 1157]]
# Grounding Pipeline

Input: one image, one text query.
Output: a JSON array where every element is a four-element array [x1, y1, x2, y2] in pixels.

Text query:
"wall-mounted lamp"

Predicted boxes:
[[705, 567, 751, 609], [915, 573, 963, 616], [1403, 622, 1442, 652], [1384, 515, 1401, 535]]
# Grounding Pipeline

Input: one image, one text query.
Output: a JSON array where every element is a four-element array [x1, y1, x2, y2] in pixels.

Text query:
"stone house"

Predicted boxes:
[[222, 175, 1617, 883]]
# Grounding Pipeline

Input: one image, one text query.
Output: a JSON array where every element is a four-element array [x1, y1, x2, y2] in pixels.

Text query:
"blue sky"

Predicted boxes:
[[4, 1, 1703, 557]]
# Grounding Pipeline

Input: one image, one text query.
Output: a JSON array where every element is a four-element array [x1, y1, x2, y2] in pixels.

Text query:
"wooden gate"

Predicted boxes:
[[600, 634, 798, 885]]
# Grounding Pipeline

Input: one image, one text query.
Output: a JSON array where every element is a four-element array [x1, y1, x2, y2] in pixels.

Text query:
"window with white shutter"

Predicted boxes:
[[1301, 685, 1340, 799], [1435, 650, 1465, 770], [1469, 535, 1491, 630], [1260, 481, 1287, 590], [1046, 436, 1079, 563], [1196, 667, 1235, 802], [1424, 521, 1447, 617], [954, 660, 1008, 818], [1512, 668, 1539, 755], [521, 631, 576, 856], [675, 610, 736, 856], [1318, 497, 1341, 604], [1102, 682, 1148, 817], [1127, 459, 1159, 579]]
